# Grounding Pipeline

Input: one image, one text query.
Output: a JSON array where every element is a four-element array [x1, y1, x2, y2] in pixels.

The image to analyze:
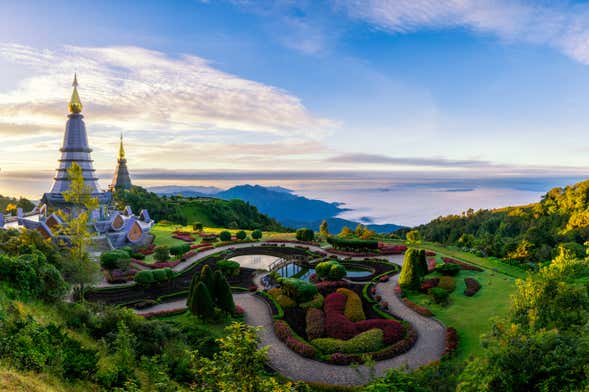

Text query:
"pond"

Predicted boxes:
[[228, 254, 281, 270], [275, 263, 373, 281]]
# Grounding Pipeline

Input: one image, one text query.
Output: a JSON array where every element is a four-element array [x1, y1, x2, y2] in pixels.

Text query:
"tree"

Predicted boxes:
[[200, 264, 215, 293], [506, 239, 533, 262], [414, 249, 428, 277], [190, 323, 298, 392], [57, 163, 100, 301], [219, 231, 231, 242], [319, 220, 329, 238], [338, 226, 352, 237], [186, 272, 199, 309], [236, 230, 247, 240], [251, 229, 262, 240], [406, 230, 421, 244], [214, 270, 235, 315], [189, 282, 215, 320], [354, 224, 366, 237], [295, 228, 314, 242], [192, 222, 204, 232], [399, 248, 422, 290]]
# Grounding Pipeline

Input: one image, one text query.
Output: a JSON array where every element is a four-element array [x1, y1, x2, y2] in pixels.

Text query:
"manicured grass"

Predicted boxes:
[[155, 309, 235, 338], [406, 268, 516, 361]]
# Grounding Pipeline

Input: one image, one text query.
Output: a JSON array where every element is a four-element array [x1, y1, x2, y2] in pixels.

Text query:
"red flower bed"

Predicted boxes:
[[420, 278, 440, 293], [137, 243, 155, 255], [379, 244, 407, 255], [371, 326, 417, 361], [324, 293, 358, 340], [442, 257, 483, 272], [402, 298, 433, 317], [196, 246, 214, 252], [425, 250, 436, 256], [172, 231, 195, 242], [394, 283, 402, 296], [379, 275, 390, 283], [356, 319, 404, 344], [180, 250, 197, 261], [314, 280, 353, 294], [234, 305, 245, 316], [105, 269, 137, 283], [286, 336, 317, 358], [248, 285, 257, 292], [443, 327, 458, 356], [141, 308, 186, 319], [464, 277, 481, 296], [199, 232, 218, 240], [264, 239, 321, 246], [132, 259, 180, 269], [190, 243, 214, 249], [328, 249, 378, 257], [427, 257, 437, 272], [274, 320, 293, 341]]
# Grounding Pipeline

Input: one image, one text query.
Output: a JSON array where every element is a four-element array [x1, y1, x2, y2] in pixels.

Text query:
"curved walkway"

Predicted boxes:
[[135, 273, 445, 386]]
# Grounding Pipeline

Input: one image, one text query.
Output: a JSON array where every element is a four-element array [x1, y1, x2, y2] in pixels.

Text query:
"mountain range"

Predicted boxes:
[[148, 184, 404, 233]]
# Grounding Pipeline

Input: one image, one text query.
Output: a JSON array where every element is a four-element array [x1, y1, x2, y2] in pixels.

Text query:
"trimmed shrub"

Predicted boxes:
[[100, 250, 129, 271], [154, 246, 170, 262], [443, 327, 459, 356], [192, 222, 203, 232], [415, 249, 428, 277], [286, 336, 317, 358], [429, 287, 450, 305], [219, 231, 231, 242], [305, 308, 325, 340], [170, 244, 191, 256], [399, 248, 422, 290], [189, 282, 215, 320], [420, 278, 439, 293], [402, 298, 433, 317], [214, 270, 235, 314], [236, 230, 247, 240], [251, 229, 262, 240], [464, 277, 481, 296], [296, 228, 315, 242], [151, 269, 169, 282], [274, 320, 293, 341], [216, 260, 240, 276], [326, 237, 379, 251], [435, 263, 461, 276], [324, 293, 358, 340], [438, 276, 456, 293], [356, 319, 404, 345], [299, 293, 324, 310], [200, 265, 215, 293], [311, 328, 384, 354], [279, 278, 318, 303], [276, 293, 297, 308], [441, 257, 483, 271], [336, 288, 365, 322], [315, 259, 347, 281], [134, 270, 154, 285]]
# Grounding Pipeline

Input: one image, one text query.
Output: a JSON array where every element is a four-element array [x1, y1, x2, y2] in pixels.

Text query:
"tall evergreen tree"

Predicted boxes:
[[319, 220, 329, 238], [214, 270, 235, 314], [399, 248, 422, 290], [189, 281, 215, 320], [416, 249, 428, 277], [200, 264, 215, 293], [186, 272, 199, 309]]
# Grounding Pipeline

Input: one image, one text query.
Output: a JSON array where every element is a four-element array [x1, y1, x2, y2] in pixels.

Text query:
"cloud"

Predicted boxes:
[[337, 0, 589, 65], [0, 43, 334, 138], [327, 153, 492, 168]]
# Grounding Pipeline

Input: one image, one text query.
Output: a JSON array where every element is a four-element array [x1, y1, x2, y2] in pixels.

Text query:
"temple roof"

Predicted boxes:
[[68, 74, 83, 114]]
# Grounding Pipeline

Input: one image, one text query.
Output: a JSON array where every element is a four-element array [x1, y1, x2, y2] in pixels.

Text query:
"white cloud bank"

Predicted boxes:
[[0, 43, 333, 137], [338, 0, 589, 65]]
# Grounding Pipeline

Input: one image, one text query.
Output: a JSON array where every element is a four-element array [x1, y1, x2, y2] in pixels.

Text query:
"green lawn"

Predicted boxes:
[[154, 309, 236, 338], [406, 267, 517, 361]]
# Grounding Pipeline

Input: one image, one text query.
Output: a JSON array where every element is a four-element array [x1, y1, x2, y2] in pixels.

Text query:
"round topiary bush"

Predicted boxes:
[[152, 268, 169, 282], [134, 270, 154, 285], [236, 230, 247, 240], [251, 229, 262, 240], [219, 231, 231, 242], [296, 228, 315, 242], [216, 260, 240, 276], [100, 250, 130, 271], [315, 259, 347, 281], [154, 246, 170, 262], [170, 244, 191, 256]]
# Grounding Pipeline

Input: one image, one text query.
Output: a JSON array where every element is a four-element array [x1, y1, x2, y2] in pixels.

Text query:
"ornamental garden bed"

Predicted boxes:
[[260, 259, 414, 365]]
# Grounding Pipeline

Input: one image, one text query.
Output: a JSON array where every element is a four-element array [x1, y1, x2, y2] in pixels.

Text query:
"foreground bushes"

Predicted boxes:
[[134, 268, 174, 284]]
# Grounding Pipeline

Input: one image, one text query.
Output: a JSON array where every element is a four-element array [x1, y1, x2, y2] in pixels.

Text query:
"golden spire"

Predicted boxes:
[[118, 133, 126, 160], [68, 73, 83, 114]]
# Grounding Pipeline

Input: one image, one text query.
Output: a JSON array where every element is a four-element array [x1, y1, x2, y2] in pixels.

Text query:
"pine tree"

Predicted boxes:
[[399, 248, 422, 290], [416, 249, 428, 277], [189, 281, 215, 320], [214, 270, 236, 314], [200, 264, 215, 293], [186, 272, 199, 309], [319, 220, 329, 238]]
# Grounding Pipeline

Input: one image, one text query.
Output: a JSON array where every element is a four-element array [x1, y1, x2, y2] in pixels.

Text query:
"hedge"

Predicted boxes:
[[296, 228, 315, 242], [336, 288, 365, 322], [100, 250, 131, 271], [305, 308, 325, 340], [256, 291, 284, 319], [170, 244, 191, 256], [326, 237, 378, 251], [134, 270, 154, 285], [315, 259, 347, 281], [435, 263, 461, 276], [311, 328, 384, 354], [216, 260, 240, 276], [279, 278, 318, 303]]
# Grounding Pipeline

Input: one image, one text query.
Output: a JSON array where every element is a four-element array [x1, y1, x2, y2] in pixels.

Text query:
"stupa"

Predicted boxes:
[[110, 134, 133, 190]]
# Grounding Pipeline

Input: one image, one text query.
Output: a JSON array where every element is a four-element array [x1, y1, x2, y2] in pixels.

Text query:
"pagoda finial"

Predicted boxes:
[[68, 73, 83, 114], [118, 132, 126, 160]]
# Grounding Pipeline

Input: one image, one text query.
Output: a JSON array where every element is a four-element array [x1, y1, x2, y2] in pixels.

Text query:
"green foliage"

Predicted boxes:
[[219, 230, 231, 242], [251, 229, 262, 240], [429, 287, 450, 305], [399, 248, 423, 290], [152, 268, 169, 282], [200, 264, 215, 293], [100, 250, 131, 271], [437, 276, 456, 293], [435, 263, 461, 276], [134, 270, 154, 285], [299, 293, 324, 310], [192, 222, 204, 231], [216, 260, 240, 276], [189, 282, 215, 320], [315, 259, 347, 281], [279, 278, 318, 303], [336, 288, 365, 322], [170, 243, 191, 256], [319, 220, 329, 237], [406, 230, 421, 244], [213, 270, 235, 315], [154, 245, 170, 262], [311, 328, 384, 354], [235, 230, 247, 240], [326, 236, 379, 251], [296, 228, 315, 242]]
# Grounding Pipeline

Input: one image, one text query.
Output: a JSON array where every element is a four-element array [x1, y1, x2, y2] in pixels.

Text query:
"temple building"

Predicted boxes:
[[41, 74, 112, 208], [1, 75, 154, 250], [110, 134, 133, 191]]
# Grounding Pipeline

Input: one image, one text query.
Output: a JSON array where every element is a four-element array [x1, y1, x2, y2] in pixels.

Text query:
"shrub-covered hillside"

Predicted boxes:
[[114, 186, 286, 231], [409, 179, 589, 263]]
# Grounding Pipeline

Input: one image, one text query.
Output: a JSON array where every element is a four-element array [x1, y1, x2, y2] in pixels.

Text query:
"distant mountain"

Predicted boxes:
[[149, 184, 404, 233]]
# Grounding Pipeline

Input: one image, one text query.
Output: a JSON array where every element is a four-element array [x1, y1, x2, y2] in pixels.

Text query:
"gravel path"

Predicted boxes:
[[135, 273, 445, 386]]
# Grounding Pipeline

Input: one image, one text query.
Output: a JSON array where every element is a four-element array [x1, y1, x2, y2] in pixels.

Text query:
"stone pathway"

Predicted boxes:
[[135, 273, 446, 386]]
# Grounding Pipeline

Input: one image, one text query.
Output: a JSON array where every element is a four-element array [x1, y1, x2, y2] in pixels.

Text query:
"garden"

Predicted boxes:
[[257, 257, 418, 365]]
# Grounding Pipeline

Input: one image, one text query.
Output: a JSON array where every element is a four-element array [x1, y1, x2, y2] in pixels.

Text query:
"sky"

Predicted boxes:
[[2, 0, 589, 223]]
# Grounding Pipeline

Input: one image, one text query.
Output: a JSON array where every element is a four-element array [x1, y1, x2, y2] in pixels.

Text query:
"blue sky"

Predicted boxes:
[[2, 0, 589, 199]]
